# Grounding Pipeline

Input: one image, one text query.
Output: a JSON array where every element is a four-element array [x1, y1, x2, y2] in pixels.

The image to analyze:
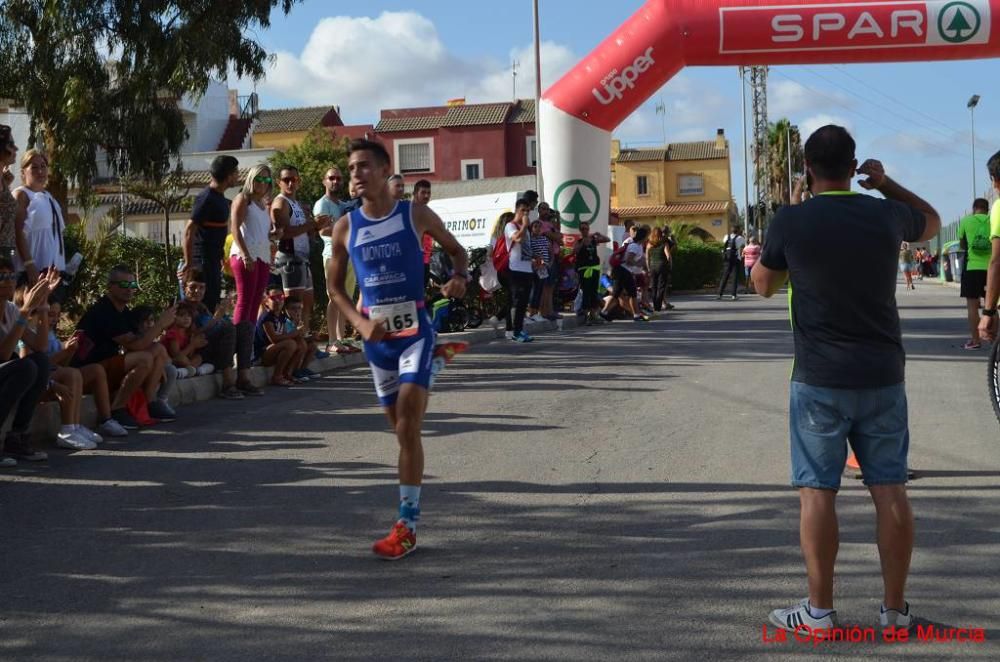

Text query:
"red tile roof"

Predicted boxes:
[[612, 201, 731, 218]]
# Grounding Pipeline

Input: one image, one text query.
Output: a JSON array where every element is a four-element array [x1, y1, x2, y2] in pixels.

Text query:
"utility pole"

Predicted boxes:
[[750, 66, 771, 236], [740, 67, 750, 238], [512, 59, 519, 102], [532, 0, 543, 198]]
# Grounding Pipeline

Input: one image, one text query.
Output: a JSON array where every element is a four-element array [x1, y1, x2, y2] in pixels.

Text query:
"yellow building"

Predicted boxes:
[[250, 106, 344, 149], [611, 130, 738, 241]]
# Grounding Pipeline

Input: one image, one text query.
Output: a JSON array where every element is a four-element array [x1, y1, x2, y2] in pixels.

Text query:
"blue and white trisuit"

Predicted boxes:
[[348, 200, 436, 406]]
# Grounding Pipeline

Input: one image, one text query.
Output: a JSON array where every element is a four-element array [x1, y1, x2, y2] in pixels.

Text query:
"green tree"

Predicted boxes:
[[124, 164, 193, 269], [0, 0, 301, 207], [765, 118, 804, 207]]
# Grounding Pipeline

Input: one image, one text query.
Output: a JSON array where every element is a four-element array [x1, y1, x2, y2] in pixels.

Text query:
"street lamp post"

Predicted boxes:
[[968, 94, 980, 199]]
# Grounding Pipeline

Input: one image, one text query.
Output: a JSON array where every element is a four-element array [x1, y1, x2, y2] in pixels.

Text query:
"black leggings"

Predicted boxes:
[[579, 269, 601, 311], [501, 270, 534, 334], [650, 263, 670, 311], [0, 352, 49, 438]]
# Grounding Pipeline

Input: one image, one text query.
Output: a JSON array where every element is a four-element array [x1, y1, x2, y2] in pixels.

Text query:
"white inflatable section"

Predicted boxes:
[[539, 100, 612, 245]]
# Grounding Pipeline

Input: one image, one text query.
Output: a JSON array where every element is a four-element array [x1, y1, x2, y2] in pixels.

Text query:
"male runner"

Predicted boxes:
[[978, 150, 1000, 342], [329, 139, 468, 560]]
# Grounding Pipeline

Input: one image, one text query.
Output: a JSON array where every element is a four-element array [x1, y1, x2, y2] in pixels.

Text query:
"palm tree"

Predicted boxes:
[[765, 119, 804, 207]]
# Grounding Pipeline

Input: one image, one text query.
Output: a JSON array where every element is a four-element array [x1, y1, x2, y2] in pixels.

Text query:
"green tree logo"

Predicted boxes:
[[939, 2, 981, 43], [553, 179, 601, 229]]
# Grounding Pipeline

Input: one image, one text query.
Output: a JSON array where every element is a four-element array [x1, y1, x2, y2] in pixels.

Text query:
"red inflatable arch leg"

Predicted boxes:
[[541, 0, 999, 240]]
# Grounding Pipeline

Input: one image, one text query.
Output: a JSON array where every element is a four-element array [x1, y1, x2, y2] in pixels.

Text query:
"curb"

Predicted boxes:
[[21, 314, 584, 445]]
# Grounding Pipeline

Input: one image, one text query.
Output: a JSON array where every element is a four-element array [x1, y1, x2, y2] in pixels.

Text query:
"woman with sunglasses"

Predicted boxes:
[[0, 125, 18, 263], [12, 149, 65, 286], [230, 165, 276, 330]]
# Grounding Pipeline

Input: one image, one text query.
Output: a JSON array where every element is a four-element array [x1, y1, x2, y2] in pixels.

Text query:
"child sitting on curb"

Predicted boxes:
[[161, 302, 213, 379], [253, 286, 303, 387], [283, 295, 320, 382]]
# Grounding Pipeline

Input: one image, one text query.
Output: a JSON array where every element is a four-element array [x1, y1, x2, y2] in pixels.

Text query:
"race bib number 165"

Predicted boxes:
[[369, 300, 419, 339]]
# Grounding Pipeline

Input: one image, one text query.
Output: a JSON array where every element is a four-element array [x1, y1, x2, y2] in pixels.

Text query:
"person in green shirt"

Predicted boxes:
[[979, 151, 1000, 342], [958, 198, 992, 349]]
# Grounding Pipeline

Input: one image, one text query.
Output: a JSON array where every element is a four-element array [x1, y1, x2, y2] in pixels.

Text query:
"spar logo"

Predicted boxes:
[[553, 179, 601, 230], [938, 2, 980, 42], [592, 47, 655, 106], [719, 1, 989, 53]]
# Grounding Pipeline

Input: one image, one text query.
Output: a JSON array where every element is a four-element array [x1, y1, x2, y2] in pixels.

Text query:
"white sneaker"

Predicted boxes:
[[769, 599, 837, 632], [504, 330, 514, 340], [489, 316, 504, 329], [197, 363, 215, 376], [528, 314, 546, 323], [97, 417, 129, 438], [56, 431, 98, 451], [75, 426, 103, 445], [880, 602, 913, 630]]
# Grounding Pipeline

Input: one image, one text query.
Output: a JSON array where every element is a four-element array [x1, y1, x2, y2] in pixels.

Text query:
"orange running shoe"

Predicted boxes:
[[372, 522, 417, 560], [429, 341, 469, 388]]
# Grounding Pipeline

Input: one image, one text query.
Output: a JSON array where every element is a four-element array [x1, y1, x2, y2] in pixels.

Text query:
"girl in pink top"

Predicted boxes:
[[743, 237, 762, 293]]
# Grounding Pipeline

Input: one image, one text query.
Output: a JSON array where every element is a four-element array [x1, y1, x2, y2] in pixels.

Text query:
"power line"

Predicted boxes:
[[798, 66, 957, 144], [769, 70, 970, 160]]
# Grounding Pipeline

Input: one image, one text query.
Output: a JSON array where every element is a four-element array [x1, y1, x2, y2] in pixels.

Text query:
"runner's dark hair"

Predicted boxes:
[[349, 139, 391, 167], [804, 125, 856, 181], [515, 197, 530, 209], [413, 179, 431, 191], [973, 198, 989, 213]]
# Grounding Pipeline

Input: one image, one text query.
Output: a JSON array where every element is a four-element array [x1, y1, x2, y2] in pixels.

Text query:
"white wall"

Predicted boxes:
[[179, 80, 231, 154]]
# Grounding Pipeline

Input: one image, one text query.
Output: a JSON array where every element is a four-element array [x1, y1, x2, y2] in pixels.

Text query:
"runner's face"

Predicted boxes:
[[414, 187, 431, 204], [348, 151, 388, 200], [279, 170, 300, 196]]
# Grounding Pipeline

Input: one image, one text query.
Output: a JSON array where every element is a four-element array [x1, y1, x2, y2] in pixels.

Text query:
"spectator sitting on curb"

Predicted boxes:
[[0, 264, 60, 465], [282, 294, 320, 382], [183, 270, 260, 397], [72, 264, 177, 428], [43, 298, 129, 439], [253, 285, 302, 387], [16, 288, 105, 449], [161, 301, 213, 379]]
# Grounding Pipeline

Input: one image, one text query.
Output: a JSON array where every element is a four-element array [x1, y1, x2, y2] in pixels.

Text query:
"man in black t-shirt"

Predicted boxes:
[[74, 265, 178, 428], [181, 155, 240, 312], [752, 125, 940, 634]]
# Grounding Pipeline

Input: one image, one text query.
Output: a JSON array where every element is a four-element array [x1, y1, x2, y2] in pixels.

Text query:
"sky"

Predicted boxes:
[[232, 0, 1000, 226]]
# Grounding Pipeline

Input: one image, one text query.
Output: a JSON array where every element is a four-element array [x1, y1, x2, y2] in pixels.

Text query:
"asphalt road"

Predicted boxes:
[[1, 278, 998, 661]]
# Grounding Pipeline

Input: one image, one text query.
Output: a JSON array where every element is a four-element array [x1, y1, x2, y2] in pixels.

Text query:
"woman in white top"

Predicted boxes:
[[13, 150, 66, 285], [229, 165, 276, 325]]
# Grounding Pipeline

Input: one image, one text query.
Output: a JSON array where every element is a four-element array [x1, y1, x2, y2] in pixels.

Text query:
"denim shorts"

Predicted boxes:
[[789, 381, 910, 491]]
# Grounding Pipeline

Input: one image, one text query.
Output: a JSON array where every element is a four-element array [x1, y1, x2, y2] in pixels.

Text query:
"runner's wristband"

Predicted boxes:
[[14, 315, 27, 327], [984, 308, 998, 317]]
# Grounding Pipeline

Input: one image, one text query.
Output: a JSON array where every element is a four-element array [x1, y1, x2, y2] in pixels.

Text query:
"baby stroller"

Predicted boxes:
[[554, 248, 580, 311]]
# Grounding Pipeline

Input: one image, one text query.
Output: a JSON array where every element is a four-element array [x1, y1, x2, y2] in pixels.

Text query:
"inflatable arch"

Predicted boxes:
[[540, 0, 999, 240]]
